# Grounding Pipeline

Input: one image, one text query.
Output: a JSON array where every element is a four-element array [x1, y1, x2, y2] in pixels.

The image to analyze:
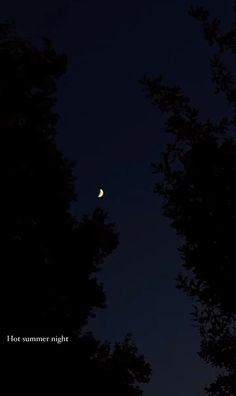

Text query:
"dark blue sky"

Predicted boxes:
[[2, 0, 233, 394]]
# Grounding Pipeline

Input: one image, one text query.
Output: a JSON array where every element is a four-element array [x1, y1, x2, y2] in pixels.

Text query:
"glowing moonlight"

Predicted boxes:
[[98, 188, 104, 198]]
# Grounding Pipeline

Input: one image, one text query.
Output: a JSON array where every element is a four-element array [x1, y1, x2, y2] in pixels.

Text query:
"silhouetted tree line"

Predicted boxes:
[[1, 21, 151, 395], [142, 3, 236, 395]]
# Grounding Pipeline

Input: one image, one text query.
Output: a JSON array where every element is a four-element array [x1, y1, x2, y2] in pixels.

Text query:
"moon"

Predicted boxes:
[[98, 188, 104, 198]]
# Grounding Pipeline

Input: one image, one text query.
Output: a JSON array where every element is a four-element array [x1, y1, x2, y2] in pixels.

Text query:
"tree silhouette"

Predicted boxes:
[[141, 3, 236, 395], [75, 332, 151, 396], [1, 21, 119, 336], [1, 21, 151, 396]]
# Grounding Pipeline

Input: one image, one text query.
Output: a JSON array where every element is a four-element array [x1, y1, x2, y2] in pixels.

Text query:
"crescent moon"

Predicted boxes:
[[98, 188, 104, 198]]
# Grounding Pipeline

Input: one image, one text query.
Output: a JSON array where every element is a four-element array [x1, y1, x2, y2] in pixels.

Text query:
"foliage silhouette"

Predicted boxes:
[[75, 332, 151, 396], [141, 3, 236, 395], [1, 21, 151, 395], [1, 21, 119, 336]]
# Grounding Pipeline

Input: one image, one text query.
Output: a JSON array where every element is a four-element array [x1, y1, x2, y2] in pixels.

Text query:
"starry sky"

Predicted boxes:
[[2, 0, 233, 394]]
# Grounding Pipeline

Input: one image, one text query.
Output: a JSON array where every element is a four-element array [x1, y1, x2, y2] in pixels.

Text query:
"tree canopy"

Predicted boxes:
[[141, 3, 236, 395], [1, 21, 151, 395], [1, 21, 119, 336]]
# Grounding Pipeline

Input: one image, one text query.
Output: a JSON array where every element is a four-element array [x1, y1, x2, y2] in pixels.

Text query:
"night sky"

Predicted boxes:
[[2, 0, 233, 394]]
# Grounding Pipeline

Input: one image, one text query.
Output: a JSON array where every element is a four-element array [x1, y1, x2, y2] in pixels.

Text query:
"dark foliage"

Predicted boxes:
[[76, 332, 151, 396], [141, 3, 236, 395], [1, 21, 151, 395], [1, 21, 119, 336]]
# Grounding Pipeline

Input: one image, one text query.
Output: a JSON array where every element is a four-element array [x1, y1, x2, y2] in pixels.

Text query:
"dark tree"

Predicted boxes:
[[75, 332, 151, 396], [1, 21, 119, 337], [141, 3, 236, 395], [1, 21, 151, 396]]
